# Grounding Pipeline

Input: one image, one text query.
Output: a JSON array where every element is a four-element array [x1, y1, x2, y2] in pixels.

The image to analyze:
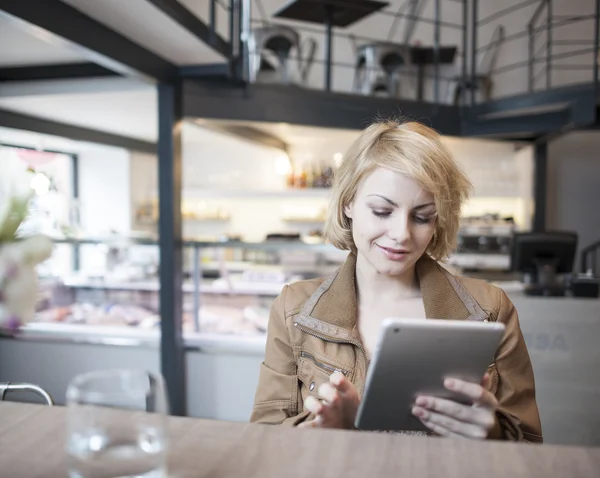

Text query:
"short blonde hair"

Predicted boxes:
[[325, 120, 471, 261]]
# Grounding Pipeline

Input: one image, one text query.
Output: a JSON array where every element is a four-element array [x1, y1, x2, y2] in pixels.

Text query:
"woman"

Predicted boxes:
[[250, 120, 542, 442]]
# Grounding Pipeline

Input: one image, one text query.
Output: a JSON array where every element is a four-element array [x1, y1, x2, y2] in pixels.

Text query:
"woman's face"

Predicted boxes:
[[344, 167, 437, 276]]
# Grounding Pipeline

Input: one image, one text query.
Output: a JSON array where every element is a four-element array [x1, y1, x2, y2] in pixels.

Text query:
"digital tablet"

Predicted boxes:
[[354, 318, 506, 432]]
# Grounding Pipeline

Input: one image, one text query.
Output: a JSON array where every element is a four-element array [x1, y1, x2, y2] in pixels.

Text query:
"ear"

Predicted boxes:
[[343, 203, 353, 219]]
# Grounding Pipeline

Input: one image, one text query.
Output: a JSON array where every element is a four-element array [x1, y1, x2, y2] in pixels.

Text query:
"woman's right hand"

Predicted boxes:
[[298, 371, 360, 430]]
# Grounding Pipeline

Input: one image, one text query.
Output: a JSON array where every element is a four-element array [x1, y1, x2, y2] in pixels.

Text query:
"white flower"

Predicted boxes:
[[0, 148, 53, 330], [18, 234, 53, 266], [0, 148, 34, 242]]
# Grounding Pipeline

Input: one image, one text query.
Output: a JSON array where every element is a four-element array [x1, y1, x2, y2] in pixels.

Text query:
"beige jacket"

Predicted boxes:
[[250, 253, 543, 442]]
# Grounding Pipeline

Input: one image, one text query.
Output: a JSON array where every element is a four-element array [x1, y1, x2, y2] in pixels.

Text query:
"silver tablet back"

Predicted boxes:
[[355, 318, 506, 432]]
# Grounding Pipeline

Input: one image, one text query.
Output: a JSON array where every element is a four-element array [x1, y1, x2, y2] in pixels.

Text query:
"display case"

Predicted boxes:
[[34, 238, 349, 338]]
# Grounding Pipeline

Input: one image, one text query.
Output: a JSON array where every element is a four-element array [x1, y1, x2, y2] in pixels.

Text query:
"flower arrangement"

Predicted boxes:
[[0, 149, 53, 331]]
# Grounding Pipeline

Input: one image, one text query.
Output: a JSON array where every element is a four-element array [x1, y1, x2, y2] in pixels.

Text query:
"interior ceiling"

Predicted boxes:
[[0, 82, 158, 141], [60, 0, 225, 65], [0, 16, 87, 67], [0, 1, 593, 145]]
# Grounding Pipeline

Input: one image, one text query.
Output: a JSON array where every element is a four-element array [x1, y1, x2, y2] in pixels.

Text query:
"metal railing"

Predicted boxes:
[[203, 0, 599, 104], [207, 0, 470, 103], [473, 0, 599, 101]]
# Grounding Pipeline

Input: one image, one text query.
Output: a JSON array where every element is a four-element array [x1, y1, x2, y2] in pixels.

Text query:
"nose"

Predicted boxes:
[[387, 212, 411, 244]]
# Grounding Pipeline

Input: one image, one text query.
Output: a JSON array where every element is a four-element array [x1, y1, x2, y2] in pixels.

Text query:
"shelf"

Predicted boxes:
[[179, 189, 332, 199], [61, 278, 284, 296], [447, 253, 510, 270], [282, 218, 326, 223]]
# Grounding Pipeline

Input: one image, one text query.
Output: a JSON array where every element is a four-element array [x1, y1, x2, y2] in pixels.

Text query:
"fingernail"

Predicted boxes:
[[445, 379, 455, 389], [318, 382, 329, 397], [412, 406, 425, 418], [415, 397, 427, 407], [330, 371, 343, 385], [304, 396, 321, 413]]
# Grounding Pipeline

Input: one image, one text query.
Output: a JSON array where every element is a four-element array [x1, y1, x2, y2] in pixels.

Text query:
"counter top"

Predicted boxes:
[[1, 402, 599, 478], [5, 323, 267, 354]]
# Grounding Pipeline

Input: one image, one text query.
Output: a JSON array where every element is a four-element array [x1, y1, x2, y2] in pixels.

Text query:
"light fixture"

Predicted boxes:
[[274, 153, 292, 176], [333, 152, 343, 167]]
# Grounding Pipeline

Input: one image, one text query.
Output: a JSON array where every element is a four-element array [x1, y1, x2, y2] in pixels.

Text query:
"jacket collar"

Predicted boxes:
[[295, 253, 487, 338]]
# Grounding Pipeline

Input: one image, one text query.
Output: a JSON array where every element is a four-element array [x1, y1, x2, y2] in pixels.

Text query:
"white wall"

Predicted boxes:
[[78, 145, 131, 236], [182, 123, 287, 191], [547, 131, 600, 270], [131, 123, 534, 241]]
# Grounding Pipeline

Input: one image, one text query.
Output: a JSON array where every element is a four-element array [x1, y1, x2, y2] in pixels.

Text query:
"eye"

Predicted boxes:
[[372, 210, 391, 218], [412, 215, 434, 225]]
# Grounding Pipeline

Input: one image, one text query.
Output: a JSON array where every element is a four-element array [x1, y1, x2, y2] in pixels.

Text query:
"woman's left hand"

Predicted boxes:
[[412, 374, 498, 439]]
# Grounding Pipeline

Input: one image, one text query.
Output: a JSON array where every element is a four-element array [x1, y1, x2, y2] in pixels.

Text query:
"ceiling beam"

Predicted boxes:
[[0, 108, 156, 154], [462, 109, 571, 137], [0, 63, 120, 82], [0, 77, 152, 98], [146, 0, 230, 59], [471, 83, 596, 118], [183, 80, 463, 135], [0, 0, 177, 82]]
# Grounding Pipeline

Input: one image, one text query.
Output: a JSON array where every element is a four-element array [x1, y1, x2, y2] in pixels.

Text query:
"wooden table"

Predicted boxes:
[[1, 402, 599, 478]]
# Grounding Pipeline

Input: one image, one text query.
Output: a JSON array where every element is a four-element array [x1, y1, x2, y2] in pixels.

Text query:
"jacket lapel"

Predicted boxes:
[[298, 252, 488, 336]]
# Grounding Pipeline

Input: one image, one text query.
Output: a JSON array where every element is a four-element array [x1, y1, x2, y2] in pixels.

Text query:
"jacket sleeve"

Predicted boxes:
[[250, 285, 311, 426], [488, 289, 543, 443]]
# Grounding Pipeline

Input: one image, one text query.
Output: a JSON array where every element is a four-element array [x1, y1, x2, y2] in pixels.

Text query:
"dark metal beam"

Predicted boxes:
[[463, 109, 570, 137], [179, 63, 230, 79], [529, 0, 549, 28], [146, 0, 230, 58], [0, 0, 176, 82], [434, 0, 440, 103], [533, 141, 548, 231], [471, 83, 596, 118], [0, 109, 156, 154], [157, 82, 186, 416], [595, 0, 599, 92], [0, 63, 119, 82], [182, 80, 462, 135], [470, 0, 478, 106]]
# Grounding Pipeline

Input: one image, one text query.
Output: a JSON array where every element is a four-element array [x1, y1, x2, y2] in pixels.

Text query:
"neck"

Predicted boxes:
[[354, 253, 421, 306]]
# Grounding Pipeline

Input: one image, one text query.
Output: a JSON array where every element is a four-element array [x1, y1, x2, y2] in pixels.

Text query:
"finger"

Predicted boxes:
[[413, 407, 487, 439], [317, 382, 339, 404], [481, 373, 490, 387], [330, 372, 351, 393], [415, 396, 496, 430], [445, 378, 498, 408], [417, 417, 464, 439], [304, 395, 323, 415], [298, 419, 318, 429]]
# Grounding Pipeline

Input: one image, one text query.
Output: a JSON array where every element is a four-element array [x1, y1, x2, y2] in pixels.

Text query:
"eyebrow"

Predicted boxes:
[[367, 194, 435, 211]]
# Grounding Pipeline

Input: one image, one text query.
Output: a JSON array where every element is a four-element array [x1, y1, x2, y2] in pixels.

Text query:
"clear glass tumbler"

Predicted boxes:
[[65, 369, 168, 478]]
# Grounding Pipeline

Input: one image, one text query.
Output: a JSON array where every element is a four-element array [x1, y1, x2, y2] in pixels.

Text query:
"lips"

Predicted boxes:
[[376, 244, 410, 261], [376, 244, 410, 254]]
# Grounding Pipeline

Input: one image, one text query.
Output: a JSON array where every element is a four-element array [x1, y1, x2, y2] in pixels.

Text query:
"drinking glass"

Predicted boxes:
[[65, 369, 168, 478]]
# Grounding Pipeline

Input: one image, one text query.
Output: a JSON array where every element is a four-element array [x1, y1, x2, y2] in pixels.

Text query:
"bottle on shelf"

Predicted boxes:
[[286, 164, 295, 189], [296, 165, 307, 189], [313, 162, 324, 188], [322, 163, 334, 188], [305, 163, 315, 188]]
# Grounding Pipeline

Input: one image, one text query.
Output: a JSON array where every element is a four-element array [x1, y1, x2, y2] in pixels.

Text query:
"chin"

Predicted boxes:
[[373, 257, 415, 276]]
